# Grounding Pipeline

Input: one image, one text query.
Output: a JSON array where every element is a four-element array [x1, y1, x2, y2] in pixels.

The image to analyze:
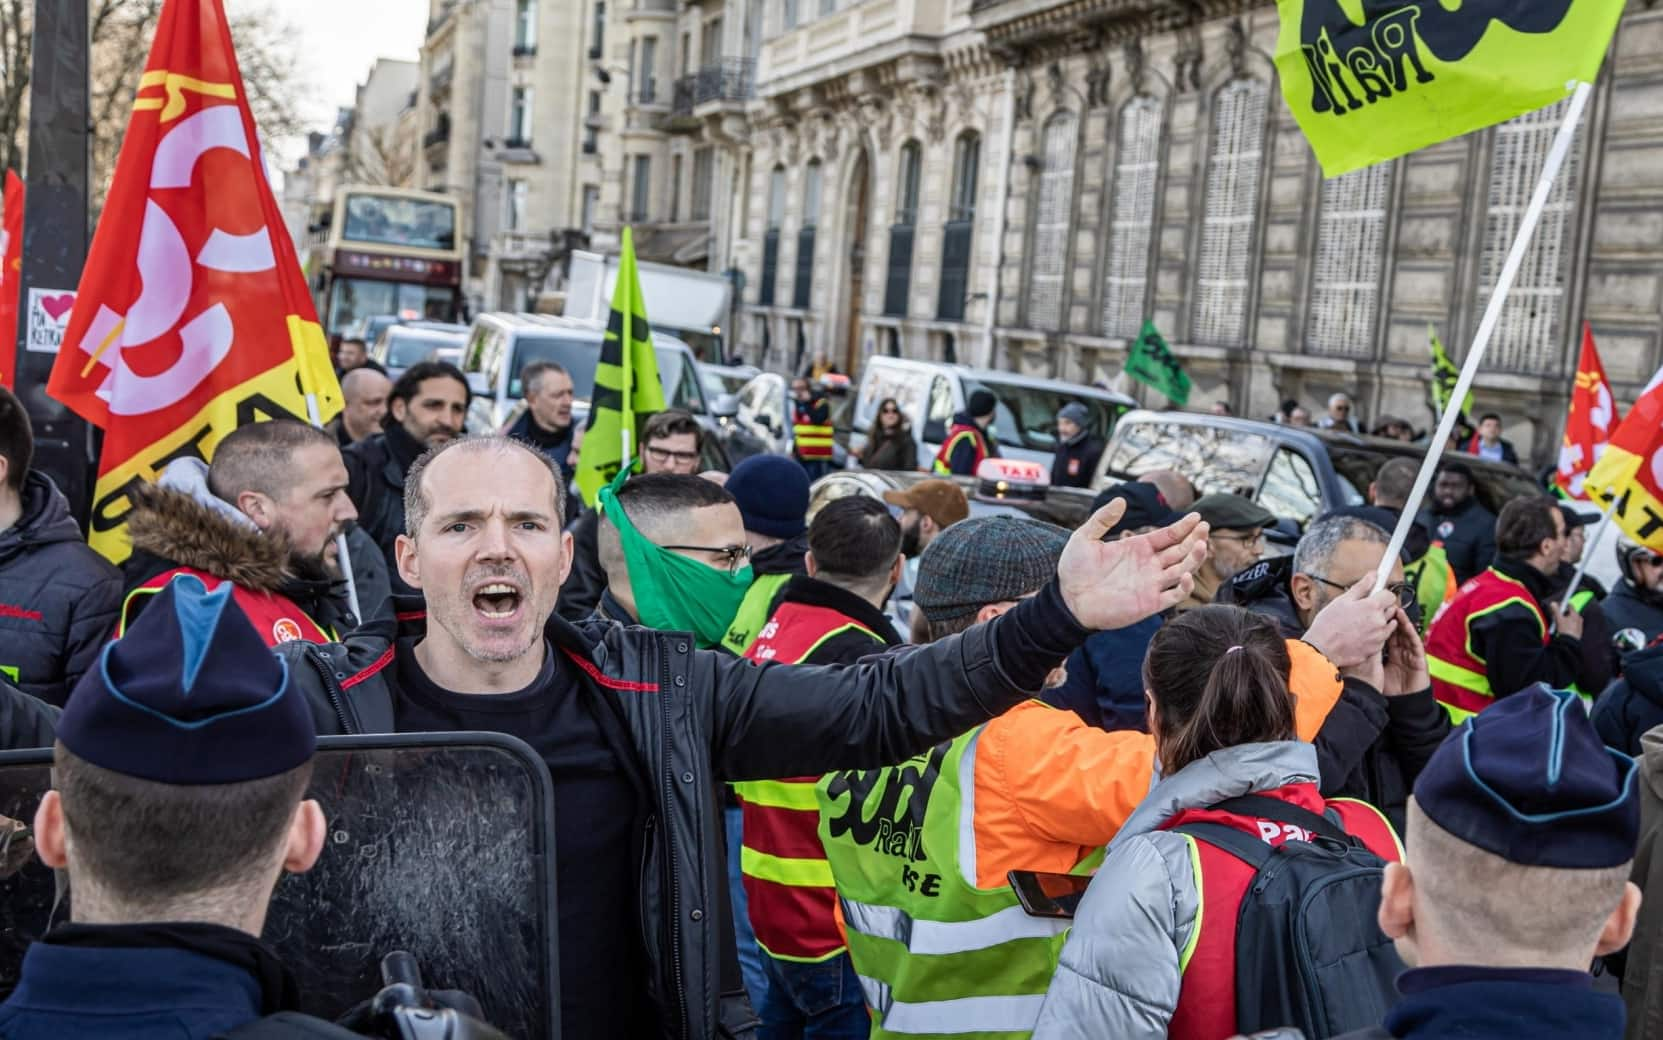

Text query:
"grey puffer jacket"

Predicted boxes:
[[1031, 742, 1324, 1040], [278, 581, 1090, 1040], [0, 472, 121, 706]]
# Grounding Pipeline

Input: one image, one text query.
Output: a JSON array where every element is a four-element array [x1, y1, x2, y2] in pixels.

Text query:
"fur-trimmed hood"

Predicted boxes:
[[125, 481, 293, 593]]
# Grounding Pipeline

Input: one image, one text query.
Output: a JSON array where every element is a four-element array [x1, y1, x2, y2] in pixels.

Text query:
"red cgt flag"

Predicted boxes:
[[47, 0, 340, 562], [1553, 323, 1623, 501], [0, 170, 21, 388], [1588, 365, 1663, 552]]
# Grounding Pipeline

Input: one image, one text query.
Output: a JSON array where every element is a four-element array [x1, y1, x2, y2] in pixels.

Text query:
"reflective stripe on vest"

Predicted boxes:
[[794, 422, 836, 460], [1425, 568, 1546, 723], [932, 427, 985, 476], [818, 726, 1100, 1039], [733, 601, 883, 962]]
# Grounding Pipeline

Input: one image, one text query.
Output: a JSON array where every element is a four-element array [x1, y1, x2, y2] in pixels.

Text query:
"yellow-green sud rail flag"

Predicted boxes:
[[1428, 325, 1472, 419], [1125, 321, 1191, 407], [1275, 0, 1624, 176], [574, 227, 667, 506]]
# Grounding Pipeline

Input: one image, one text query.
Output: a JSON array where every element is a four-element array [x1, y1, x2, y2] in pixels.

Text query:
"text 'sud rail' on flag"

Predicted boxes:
[[1274, 0, 1625, 177], [46, 0, 342, 563]]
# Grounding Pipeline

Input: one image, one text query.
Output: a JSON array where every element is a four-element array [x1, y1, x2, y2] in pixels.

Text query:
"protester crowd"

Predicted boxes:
[[0, 342, 1659, 1040]]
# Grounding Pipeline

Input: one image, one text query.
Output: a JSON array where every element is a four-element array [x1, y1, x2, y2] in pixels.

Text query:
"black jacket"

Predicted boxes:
[[1219, 553, 1451, 830], [1050, 435, 1105, 489], [1419, 495, 1497, 585], [0, 677, 59, 749], [277, 582, 1089, 1040], [507, 410, 576, 480], [0, 473, 122, 706], [343, 424, 426, 596], [1594, 643, 1663, 756], [559, 507, 607, 622], [861, 427, 918, 472], [1472, 555, 1612, 701], [1607, 580, 1663, 652]]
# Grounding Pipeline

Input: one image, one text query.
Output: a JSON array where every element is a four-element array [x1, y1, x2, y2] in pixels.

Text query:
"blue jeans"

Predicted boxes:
[[726, 805, 768, 1008], [756, 949, 869, 1040]]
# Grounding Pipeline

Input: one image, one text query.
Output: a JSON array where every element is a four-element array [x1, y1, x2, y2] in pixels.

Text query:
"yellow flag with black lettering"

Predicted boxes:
[[575, 227, 667, 507], [1275, 0, 1624, 177]]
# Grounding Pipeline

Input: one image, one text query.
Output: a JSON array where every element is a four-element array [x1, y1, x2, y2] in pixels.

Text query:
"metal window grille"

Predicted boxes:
[[1477, 98, 1581, 375], [1102, 95, 1162, 338], [1028, 114, 1077, 332], [1193, 79, 1268, 346], [1307, 161, 1392, 357]]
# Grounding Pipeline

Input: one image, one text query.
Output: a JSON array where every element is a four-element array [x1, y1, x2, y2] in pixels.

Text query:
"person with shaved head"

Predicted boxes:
[[328, 367, 392, 447]]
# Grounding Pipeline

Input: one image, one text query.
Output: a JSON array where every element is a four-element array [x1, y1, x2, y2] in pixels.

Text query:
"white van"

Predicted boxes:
[[848, 357, 1137, 471], [458, 312, 711, 434]]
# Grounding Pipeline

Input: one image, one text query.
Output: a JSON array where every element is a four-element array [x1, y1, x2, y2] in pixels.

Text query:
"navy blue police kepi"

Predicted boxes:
[[59, 574, 315, 785], [1413, 684, 1640, 869]]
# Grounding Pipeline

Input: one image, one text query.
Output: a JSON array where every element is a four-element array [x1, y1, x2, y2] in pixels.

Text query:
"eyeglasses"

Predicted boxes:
[[659, 542, 753, 575], [1211, 531, 1265, 548], [880, 407, 900, 415], [1305, 573, 1418, 612], [644, 445, 700, 466]]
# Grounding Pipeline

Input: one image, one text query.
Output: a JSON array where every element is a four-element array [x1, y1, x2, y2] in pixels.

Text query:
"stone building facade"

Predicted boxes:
[[737, 0, 1663, 464]]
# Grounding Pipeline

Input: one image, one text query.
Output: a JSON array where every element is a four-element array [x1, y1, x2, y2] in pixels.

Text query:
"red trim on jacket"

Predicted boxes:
[[341, 646, 395, 690], [560, 646, 661, 692]]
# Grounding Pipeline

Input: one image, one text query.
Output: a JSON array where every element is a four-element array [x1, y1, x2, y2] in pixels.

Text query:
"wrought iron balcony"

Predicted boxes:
[[672, 59, 757, 117]]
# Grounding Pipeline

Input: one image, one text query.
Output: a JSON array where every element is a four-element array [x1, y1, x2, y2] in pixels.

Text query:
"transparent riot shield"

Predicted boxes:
[[0, 732, 559, 1040]]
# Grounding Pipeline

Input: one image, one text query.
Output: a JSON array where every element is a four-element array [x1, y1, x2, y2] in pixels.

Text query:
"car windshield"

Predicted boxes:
[[964, 379, 1123, 451], [702, 369, 751, 398], [1102, 421, 1274, 497], [385, 332, 464, 368], [341, 193, 457, 251], [507, 335, 681, 403]]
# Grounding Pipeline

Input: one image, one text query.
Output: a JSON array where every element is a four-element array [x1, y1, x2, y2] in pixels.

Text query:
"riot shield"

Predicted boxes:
[[0, 732, 559, 1040]]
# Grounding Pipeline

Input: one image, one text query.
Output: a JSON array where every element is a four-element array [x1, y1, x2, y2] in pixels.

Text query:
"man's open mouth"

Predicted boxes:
[[472, 582, 523, 620]]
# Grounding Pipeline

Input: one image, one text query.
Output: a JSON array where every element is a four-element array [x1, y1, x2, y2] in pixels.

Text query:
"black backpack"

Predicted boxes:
[[1176, 794, 1405, 1039]]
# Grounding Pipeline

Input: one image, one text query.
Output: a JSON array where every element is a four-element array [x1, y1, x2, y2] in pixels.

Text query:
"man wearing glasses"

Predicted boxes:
[[1318, 391, 1362, 433], [1180, 493, 1277, 611], [1224, 510, 1450, 830], [558, 410, 705, 620]]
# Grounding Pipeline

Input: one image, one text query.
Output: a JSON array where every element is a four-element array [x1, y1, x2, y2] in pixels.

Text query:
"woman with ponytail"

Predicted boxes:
[[1033, 604, 1423, 1040]]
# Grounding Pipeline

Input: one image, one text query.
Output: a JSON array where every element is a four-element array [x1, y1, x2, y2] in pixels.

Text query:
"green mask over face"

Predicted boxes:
[[599, 466, 754, 648]]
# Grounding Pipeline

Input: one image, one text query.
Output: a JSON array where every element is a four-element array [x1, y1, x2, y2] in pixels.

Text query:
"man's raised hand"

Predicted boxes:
[[1056, 498, 1209, 632]]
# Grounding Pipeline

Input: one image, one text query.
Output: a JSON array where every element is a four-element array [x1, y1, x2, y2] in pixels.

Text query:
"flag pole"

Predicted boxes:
[[302, 392, 363, 623], [1374, 80, 1594, 592]]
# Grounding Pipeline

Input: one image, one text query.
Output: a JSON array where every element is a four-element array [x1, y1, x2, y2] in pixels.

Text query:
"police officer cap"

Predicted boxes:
[[59, 574, 315, 785], [1414, 685, 1639, 869]]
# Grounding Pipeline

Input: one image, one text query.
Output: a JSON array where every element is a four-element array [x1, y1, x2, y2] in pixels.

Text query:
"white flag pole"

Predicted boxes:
[[1375, 81, 1595, 592], [303, 391, 363, 623]]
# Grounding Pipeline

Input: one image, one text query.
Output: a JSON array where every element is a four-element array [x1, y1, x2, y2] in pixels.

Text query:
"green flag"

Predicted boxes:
[[1124, 321, 1191, 407], [1274, 0, 1623, 177], [575, 227, 667, 506], [1428, 324, 1473, 420]]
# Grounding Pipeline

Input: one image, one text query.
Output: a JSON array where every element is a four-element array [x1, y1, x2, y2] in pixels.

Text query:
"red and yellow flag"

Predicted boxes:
[[1588, 367, 1663, 552], [0, 171, 22, 388], [47, 0, 341, 562], [1553, 323, 1622, 501]]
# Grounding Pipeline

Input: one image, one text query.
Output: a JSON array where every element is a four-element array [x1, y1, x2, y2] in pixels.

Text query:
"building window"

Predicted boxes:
[[783, 0, 798, 31], [1193, 78, 1268, 347], [701, 18, 722, 64], [820, 0, 836, 14], [761, 165, 785, 306], [939, 132, 980, 322], [670, 155, 683, 222], [1478, 97, 1582, 374], [630, 154, 651, 223], [581, 185, 599, 236], [589, 1, 605, 60], [639, 37, 658, 103], [583, 91, 600, 154], [1028, 113, 1077, 333], [514, 0, 537, 53], [1308, 162, 1392, 357], [508, 86, 533, 146], [691, 147, 714, 221], [505, 179, 528, 231], [1102, 95, 1162, 338], [885, 141, 922, 317], [795, 160, 821, 309]]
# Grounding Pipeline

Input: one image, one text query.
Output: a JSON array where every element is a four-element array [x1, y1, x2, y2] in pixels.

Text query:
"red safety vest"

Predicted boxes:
[[932, 422, 988, 476], [732, 601, 883, 961], [1425, 567, 1547, 723], [119, 567, 335, 647], [1163, 785, 1403, 1040], [793, 400, 835, 461]]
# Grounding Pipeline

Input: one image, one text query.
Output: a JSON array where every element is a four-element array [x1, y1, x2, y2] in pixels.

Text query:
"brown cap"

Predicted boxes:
[[883, 479, 971, 529]]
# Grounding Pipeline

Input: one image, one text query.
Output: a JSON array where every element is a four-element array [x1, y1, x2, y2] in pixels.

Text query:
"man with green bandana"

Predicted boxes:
[[279, 432, 1214, 1039]]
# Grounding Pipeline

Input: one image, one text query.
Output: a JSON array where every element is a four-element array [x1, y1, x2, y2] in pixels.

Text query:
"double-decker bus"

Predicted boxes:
[[310, 186, 464, 339]]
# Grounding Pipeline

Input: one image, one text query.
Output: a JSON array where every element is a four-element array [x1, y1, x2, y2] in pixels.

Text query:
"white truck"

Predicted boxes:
[[564, 250, 732, 362]]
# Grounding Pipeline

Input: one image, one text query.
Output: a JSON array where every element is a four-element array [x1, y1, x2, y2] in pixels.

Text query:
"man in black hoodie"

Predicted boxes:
[[343, 361, 468, 595], [0, 388, 120, 707], [1221, 509, 1449, 829], [1419, 460, 1497, 584]]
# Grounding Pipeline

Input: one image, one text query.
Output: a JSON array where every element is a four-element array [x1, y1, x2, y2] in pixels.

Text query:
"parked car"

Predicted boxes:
[[846, 356, 1136, 470], [371, 321, 470, 381], [715, 372, 857, 469], [344, 314, 402, 348], [808, 459, 1099, 530], [1094, 409, 1544, 546], [458, 312, 711, 432]]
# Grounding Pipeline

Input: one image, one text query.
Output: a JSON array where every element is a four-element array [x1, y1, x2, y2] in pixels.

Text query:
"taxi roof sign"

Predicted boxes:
[[976, 458, 1048, 486]]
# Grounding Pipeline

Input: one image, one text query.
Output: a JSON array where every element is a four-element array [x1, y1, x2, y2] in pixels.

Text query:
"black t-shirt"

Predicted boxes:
[[393, 640, 657, 1038]]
